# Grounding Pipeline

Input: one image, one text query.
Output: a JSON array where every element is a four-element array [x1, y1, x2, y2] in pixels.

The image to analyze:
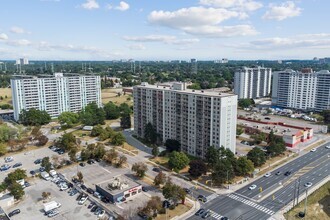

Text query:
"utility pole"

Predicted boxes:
[[296, 177, 301, 205], [292, 180, 297, 208], [226, 170, 229, 189], [304, 188, 308, 215]]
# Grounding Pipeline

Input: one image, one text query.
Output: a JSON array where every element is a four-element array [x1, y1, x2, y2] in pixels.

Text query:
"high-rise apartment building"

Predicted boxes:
[[11, 73, 101, 120], [272, 69, 330, 112], [190, 58, 197, 74], [234, 67, 272, 99], [133, 82, 237, 158]]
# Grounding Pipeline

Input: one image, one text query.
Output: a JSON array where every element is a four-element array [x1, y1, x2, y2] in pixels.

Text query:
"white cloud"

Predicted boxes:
[[148, 7, 257, 37], [81, 0, 99, 10], [263, 1, 301, 21], [0, 33, 8, 40], [6, 39, 31, 46], [128, 44, 146, 50], [10, 26, 29, 34], [123, 35, 200, 45], [106, 4, 113, 10], [199, 0, 263, 11], [115, 1, 129, 11]]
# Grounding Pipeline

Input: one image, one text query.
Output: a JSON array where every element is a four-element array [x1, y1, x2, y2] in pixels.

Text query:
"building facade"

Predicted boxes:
[[272, 69, 330, 112], [133, 82, 237, 158], [11, 73, 101, 120], [234, 67, 272, 99]]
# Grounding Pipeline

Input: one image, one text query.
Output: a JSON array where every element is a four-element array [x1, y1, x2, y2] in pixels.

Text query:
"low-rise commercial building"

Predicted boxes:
[[96, 176, 142, 203]]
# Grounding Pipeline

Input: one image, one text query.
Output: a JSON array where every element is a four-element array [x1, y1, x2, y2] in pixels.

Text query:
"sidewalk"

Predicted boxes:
[[171, 197, 200, 220]]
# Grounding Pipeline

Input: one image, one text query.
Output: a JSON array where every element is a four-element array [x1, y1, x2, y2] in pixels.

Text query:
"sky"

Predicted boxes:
[[0, 0, 329, 61]]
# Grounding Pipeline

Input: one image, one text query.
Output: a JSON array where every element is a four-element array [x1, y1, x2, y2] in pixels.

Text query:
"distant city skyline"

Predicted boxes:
[[0, 0, 329, 60]]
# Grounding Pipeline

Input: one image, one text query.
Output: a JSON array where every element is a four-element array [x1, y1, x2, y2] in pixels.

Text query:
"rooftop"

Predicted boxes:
[[11, 72, 98, 79], [97, 176, 140, 195], [135, 82, 236, 98]]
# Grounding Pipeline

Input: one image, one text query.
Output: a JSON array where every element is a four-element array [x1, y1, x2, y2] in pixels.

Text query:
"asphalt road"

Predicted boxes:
[[122, 130, 152, 154], [236, 143, 330, 199], [188, 143, 330, 220]]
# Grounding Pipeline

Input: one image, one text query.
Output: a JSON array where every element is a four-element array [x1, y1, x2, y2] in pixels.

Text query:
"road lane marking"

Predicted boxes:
[[209, 210, 222, 219]]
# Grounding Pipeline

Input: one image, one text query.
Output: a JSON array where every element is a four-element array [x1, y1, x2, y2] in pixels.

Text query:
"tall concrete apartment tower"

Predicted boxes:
[[133, 82, 237, 158], [234, 66, 272, 99], [190, 59, 197, 74], [272, 68, 330, 111], [11, 73, 101, 121]]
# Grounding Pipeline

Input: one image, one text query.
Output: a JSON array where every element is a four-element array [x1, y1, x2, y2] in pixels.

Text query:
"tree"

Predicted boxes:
[[132, 162, 148, 178], [162, 180, 186, 205], [94, 143, 106, 159], [104, 102, 121, 120], [119, 103, 132, 115], [211, 159, 234, 185], [251, 133, 266, 145], [111, 132, 126, 145], [56, 132, 77, 151], [238, 99, 254, 108], [164, 139, 181, 152], [144, 123, 157, 144], [188, 160, 208, 178], [91, 124, 104, 137], [142, 196, 162, 217], [42, 191, 51, 200], [68, 148, 78, 162], [103, 149, 118, 164], [205, 146, 220, 169], [0, 124, 17, 143], [152, 146, 159, 157], [9, 182, 24, 200], [120, 113, 131, 129], [322, 110, 330, 123], [19, 108, 51, 126], [235, 157, 254, 176], [77, 171, 84, 182], [168, 151, 190, 172], [153, 171, 166, 187], [236, 127, 244, 136], [41, 157, 52, 172], [0, 143, 7, 156], [5, 169, 27, 185], [247, 147, 266, 167], [117, 155, 127, 167], [36, 135, 48, 146], [79, 102, 105, 126], [266, 137, 286, 157], [58, 112, 79, 128]]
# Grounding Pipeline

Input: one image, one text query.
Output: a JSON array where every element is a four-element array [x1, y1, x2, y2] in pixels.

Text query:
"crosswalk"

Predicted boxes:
[[206, 193, 219, 202], [227, 194, 275, 215], [209, 210, 223, 219]]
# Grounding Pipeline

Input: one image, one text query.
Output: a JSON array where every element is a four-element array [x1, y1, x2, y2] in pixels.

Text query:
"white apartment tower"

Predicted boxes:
[[11, 73, 101, 121], [234, 67, 272, 99], [272, 69, 330, 112], [133, 82, 237, 158]]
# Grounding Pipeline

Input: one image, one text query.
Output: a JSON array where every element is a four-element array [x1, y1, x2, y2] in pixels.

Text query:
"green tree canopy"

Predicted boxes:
[[19, 108, 51, 126], [211, 159, 234, 185], [41, 157, 52, 172], [58, 112, 79, 128], [144, 122, 157, 144], [162, 180, 186, 205], [56, 132, 77, 151], [79, 102, 105, 126], [238, 99, 254, 108], [111, 132, 126, 145], [188, 160, 208, 178], [120, 113, 131, 129], [247, 147, 266, 167], [9, 182, 24, 200], [165, 139, 181, 152], [5, 169, 27, 185], [132, 162, 148, 178], [168, 151, 190, 172], [0, 143, 8, 156], [104, 102, 121, 120], [235, 157, 254, 176]]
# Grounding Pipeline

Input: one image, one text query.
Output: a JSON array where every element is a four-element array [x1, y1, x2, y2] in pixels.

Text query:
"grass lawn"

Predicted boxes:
[[101, 88, 133, 105], [155, 202, 193, 220], [150, 156, 170, 169], [0, 88, 12, 105], [285, 181, 330, 220]]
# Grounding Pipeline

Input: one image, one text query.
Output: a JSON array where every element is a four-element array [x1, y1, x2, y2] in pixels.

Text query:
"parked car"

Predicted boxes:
[[91, 206, 98, 212], [57, 149, 65, 155], [78, 196, 88, 205], [87, 188, 94, 194], [195, 208, 205, 216], [98, 209, 105, 218], [88, 202, 95, 209], [8, 209, 20, 217], [220, 217, 229, 220], [93, 191, 102, 199], [87, 159, 95, 164], [34, 159, 42, 164], [184, 188, 191, 194], [81, 184, 87, 190], [325, 145, 330, 149], [249, 184, 257, 190], [310, 148, 316, 152], [30, 170, 36, 175], [79, 162, 86, 167], [24, 181, 31, 187], [275, 171, 281, 176], [0, 164, 11, 171], [95, 158, 101, 162], [152, 167, 161, 172], [47, 209, 59, 217], [39, 167, 46, 172], [201, 210, 210, 219], [264, 117, 271, 120], [13, 162, 22, 168], [142, 186, 148, 192], [197, 195, 207, 203], [4, 156, 14, 163]]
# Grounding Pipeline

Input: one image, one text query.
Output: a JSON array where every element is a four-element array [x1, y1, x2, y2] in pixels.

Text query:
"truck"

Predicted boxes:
[[43, 201, 61, 213], [41, 171, 51, 181], [49, 170, 57, 178]]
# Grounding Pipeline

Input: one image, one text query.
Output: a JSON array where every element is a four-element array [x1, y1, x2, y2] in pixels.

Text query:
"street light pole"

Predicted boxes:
[[226, 170, 230, 189], [304, 188, 308, 215]]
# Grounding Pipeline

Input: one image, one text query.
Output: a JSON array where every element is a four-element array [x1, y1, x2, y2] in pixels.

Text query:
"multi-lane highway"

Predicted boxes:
[[189, 143, 330, 220]]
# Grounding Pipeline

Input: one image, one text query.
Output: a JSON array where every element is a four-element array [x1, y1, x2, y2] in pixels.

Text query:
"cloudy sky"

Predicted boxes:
[[0, 0, 329, 60]]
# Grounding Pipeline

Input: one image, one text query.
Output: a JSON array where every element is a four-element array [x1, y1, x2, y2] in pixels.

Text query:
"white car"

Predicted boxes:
[[325, 145, 330, 149], [264, 172, 271, 177], [60, 184, 68, 191], [249, 184, 257, 190], [4, 156, 14, 163], [78, 196, 88, 205], [310, 148, 316, 152], [98, 210, 105, 218], [304, 182, 313, 188]]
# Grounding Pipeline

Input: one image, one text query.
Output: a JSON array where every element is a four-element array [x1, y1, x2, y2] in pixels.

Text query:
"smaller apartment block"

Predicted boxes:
[[272, 68, 330, 112], [234, 66, 272, 99], [11, 73, 101, 120], [133, 82, 237, 158]]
